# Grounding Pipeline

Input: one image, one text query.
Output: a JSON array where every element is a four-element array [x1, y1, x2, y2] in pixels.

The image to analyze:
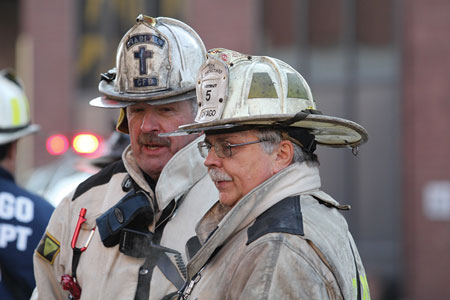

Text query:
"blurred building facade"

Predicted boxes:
[[1, 0, 449, 299]]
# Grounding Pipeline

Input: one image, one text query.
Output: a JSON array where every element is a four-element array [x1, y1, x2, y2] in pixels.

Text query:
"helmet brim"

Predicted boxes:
[[162, 114, 368, 148], [0, 124, 40, 145], [89, 89, 197, 108]]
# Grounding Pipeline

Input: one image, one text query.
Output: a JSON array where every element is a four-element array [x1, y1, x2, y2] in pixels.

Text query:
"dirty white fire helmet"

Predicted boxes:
[[0, 70, 39, 145], [167, 48, 368, 150], [89, 14, 206, 133]]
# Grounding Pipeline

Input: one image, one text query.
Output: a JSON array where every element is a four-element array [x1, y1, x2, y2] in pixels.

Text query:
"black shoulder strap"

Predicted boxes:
[[247, 195, 304, 245], [133, 200, 184, 300]]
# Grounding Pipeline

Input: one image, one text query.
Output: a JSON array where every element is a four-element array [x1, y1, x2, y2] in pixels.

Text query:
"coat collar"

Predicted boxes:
[[189, 162, 323, 277], [123, 135, 208, 211]]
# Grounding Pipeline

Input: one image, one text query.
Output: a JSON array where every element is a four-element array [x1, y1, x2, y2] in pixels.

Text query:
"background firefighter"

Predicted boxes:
[[0, 70, 54, 300]]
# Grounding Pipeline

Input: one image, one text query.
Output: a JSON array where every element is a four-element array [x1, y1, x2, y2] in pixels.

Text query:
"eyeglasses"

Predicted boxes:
[[198, 139, 269, 158]]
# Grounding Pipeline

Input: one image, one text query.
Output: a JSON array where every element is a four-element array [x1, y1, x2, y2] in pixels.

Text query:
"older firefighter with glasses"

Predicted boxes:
[[32, 15, 218, 300], [165, 49, 371, 299]]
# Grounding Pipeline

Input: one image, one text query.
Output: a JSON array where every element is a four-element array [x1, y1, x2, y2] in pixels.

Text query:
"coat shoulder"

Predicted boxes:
[[73, 160, 126, 200]]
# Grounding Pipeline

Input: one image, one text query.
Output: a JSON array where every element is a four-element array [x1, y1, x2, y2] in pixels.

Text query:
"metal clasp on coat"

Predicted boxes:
[[179, 266, 204, 300], [71, 208, 96, 252]]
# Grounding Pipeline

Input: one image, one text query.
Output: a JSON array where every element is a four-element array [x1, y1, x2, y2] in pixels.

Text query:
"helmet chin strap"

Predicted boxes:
[[281, 129, 316, 154], [273, 110, 319, 154]]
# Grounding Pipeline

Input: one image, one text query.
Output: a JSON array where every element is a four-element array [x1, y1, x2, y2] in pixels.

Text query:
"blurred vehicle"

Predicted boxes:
[[25, 130, 129, 207]]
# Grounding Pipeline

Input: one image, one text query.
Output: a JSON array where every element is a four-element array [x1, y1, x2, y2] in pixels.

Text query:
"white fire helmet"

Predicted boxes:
[[168, 48, 368, 150], [90, 15, 206, 133], [0, 70, 39, 145]]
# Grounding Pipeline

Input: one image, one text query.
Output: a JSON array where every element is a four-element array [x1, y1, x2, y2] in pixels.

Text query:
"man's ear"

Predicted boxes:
[[272, 140, 294, 174]]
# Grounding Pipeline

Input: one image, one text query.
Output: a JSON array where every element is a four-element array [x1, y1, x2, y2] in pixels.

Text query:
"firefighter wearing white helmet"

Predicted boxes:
[[172, 48, 368, 149], [90, 14, 207, 133], [32, 16, 217, 300], [0, 70, 54, 300], [173, 49, 371, 299], [0, 70, 40, 144]]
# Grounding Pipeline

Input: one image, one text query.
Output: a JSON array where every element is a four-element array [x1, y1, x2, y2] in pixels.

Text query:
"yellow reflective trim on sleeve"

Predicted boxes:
[[360, 274, 371, 300], [353, 275, 371, 300]]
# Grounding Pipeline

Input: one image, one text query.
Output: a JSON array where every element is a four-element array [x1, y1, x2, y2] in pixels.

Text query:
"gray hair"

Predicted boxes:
[[254, 128, 319, 166]]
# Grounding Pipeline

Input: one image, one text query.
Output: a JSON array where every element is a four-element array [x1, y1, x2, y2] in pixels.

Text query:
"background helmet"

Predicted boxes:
[[169, 48, 368, 149], [90, 15, 206, 133], [0, 70, 39, 145]]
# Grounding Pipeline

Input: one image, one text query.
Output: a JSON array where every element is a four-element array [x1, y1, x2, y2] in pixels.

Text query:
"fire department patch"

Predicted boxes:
[[36, 232, 61, 264]]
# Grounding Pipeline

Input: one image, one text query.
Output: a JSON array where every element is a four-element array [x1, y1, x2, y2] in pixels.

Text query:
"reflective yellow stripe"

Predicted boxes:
[[10, 97, 21, 125], [352, 277, 357, 290], [360, 274, 371, 300], [352, 275, 371, 300]]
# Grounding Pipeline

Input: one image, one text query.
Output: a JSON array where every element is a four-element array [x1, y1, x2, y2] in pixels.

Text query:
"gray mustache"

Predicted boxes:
[[208, 168, 232, 182], [138, 133, 171, 147]]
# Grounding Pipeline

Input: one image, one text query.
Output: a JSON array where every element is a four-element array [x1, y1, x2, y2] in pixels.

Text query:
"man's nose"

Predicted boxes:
[[204, 145, 222, 168], [140, 110, 160, 132]]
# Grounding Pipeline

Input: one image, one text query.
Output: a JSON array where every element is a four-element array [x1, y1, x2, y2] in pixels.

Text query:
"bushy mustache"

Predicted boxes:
[[138, 133, 171, 147], [208, 168, 232, 182]]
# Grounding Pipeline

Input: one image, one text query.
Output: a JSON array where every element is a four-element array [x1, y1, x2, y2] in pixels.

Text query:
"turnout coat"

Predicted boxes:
[[183, 162, 370, 300], [32, 136, 217, 300]]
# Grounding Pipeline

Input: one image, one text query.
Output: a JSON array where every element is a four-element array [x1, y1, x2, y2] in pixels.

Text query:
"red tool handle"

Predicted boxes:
[[71, 208, 87, 249]]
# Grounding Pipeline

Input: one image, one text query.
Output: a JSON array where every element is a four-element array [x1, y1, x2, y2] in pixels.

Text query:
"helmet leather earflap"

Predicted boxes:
[[116, 108, 129, 134]]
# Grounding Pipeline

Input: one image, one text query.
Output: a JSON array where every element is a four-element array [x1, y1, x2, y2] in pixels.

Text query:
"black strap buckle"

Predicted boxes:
[[100, 68, 116, 82], [120, 229, 187, 290], [96, 191, 154, 247]]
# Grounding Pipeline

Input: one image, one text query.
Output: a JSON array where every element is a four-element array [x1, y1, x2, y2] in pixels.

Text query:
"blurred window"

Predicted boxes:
[[263, 0, 393, 48], [75, 0, 161, 90], [0, 0, 19, 69]]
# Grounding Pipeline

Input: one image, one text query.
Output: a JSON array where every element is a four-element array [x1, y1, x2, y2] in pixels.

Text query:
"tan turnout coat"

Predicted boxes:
[[183, 162, 370, 300], [32, 136, 218, 300]]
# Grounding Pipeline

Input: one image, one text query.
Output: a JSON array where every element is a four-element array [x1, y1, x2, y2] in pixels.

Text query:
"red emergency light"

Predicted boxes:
[[46, 134, 69, 155], [46, 132, 103, 157], [72, 133, 100, 155]]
